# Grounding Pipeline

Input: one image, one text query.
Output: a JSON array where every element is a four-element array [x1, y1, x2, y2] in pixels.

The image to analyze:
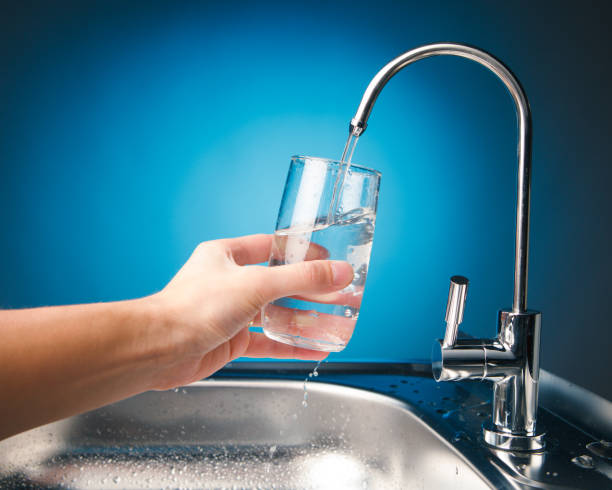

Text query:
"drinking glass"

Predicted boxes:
[[262, 155, 381, 352]]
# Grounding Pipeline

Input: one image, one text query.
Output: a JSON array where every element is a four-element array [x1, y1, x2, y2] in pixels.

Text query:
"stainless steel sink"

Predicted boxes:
[[0, 379, 489, 489], [1, 362, 610, 489]]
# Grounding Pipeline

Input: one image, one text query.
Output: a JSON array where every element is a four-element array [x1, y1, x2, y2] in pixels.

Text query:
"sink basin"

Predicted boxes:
[[0, 379, 489, 489], [1, 362, 610, 489]]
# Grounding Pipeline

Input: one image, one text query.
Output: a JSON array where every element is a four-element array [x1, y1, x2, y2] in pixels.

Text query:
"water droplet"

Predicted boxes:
[[344, 308, 352, 317], [302, 400, 308, 407], [452, 431, 467, 442], [113, 476, 121, 484], [586, 440, 612, 460], [313, 370, 318, 377], [571, 454, 595, 469]]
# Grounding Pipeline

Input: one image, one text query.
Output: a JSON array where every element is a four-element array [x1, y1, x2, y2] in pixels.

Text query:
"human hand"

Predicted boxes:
[[145, 234, 354, 389]]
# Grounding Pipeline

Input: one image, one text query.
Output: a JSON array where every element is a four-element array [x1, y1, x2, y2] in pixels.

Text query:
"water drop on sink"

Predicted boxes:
[[571, 454, 595, 469], [452, 431, 467, 442], [586, 440, 612, 460]]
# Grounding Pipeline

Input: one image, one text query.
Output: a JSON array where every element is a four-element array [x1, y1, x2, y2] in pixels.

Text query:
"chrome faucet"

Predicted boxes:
[[348, 43, 544, 451]]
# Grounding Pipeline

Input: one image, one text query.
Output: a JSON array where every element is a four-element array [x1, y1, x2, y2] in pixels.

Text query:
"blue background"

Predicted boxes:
[[1, 1, 611, 399]]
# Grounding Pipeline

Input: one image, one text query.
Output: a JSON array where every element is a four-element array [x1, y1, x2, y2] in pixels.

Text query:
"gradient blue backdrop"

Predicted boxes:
[[1, 1, 610, 399]]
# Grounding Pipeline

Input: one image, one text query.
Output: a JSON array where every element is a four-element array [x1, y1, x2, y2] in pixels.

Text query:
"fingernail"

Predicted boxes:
[[331, 261, 353, 286]]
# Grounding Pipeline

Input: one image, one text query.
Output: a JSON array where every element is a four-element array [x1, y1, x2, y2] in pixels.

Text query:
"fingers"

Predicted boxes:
[[219, 234, 274, 266], [270, 235, 329, 263], [253, 260, 354, 303], [290, 288, 364, 308], [243, 332, 328, 360], [262, 303, 356, 347], [220, 233, 330, 266]]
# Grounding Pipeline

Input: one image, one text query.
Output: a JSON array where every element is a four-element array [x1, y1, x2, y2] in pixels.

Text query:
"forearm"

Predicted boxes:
[[0, 298, 164, 440]]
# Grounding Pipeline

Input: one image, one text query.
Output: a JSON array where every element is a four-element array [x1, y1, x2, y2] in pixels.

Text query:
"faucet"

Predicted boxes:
[[348, 43, 544, 451]]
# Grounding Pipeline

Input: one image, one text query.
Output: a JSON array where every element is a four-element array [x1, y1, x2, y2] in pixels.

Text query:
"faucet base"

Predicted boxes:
[[483, 422, 546, 452]]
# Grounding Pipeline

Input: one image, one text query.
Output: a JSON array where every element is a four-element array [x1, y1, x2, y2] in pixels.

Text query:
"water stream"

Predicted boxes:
[[302, 360, 323, 408], [326, 133, 360, 224]]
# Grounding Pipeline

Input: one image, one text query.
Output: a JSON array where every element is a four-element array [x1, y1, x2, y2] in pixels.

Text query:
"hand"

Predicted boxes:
[[0, 233, 354, 440], [146, 234, 354, 389]]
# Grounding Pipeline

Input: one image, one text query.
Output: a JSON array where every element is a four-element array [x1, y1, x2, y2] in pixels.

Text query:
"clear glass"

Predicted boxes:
[[262, 155, 381, 352]]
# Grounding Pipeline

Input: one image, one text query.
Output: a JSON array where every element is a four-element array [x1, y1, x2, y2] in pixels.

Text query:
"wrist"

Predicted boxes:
[[130, 293, 174, 368]]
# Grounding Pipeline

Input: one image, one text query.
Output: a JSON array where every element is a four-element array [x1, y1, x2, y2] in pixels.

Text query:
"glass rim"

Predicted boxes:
[[291, 155, 382, 177]]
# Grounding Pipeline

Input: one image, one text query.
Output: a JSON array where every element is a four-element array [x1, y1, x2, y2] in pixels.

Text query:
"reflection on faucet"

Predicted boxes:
[[347, 43, 544, 451]]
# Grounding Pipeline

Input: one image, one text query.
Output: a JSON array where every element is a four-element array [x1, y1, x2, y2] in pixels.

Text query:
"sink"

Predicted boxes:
[[1, 362, 610, 489], [0, 379, 489, 489]]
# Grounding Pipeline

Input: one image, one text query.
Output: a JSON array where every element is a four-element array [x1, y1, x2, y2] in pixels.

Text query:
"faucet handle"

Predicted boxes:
[[443, 275, 469, 347]]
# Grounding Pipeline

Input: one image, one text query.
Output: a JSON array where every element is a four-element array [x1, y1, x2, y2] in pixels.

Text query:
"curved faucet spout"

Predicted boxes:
[[349, 43, 532, 313]]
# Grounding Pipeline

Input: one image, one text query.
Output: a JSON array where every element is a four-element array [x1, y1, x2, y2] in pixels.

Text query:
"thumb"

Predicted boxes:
[[254, 260, 354, 303]]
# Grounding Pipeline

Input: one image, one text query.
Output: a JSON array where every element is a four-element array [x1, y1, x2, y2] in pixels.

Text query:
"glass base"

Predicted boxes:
[[263, 329, 346, 352]]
